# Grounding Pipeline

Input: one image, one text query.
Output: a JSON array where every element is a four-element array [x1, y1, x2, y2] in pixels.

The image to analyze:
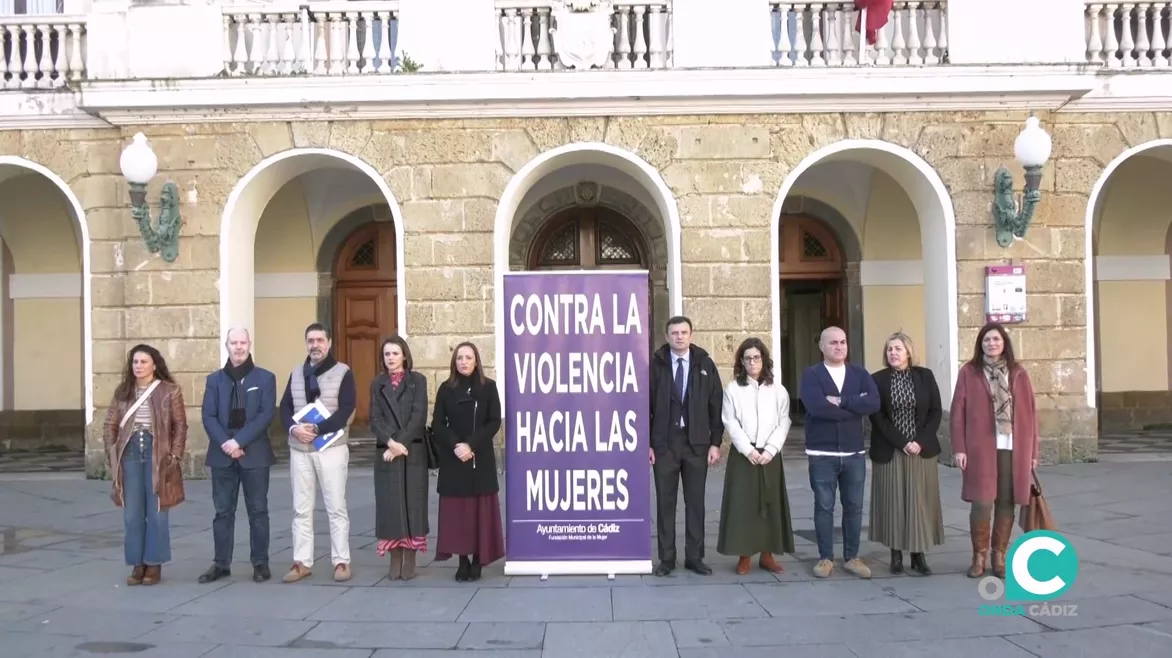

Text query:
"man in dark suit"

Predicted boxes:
[[649, 315, 723, 577], [198, 326, 277, 584], [799, 326, 880, 580]]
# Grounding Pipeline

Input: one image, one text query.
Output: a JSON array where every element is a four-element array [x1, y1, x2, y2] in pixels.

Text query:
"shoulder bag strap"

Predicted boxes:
[[119, 380, 162, 429]]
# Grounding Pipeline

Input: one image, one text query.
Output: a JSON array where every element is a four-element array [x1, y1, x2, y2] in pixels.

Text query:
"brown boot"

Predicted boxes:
[[991, 514, 1015, 579], [967, 518, 991, 579], [759, 553, 783, 573], [142, 565, 161, 586], [735, 556, 752, 575], [401, 550, 417, 580], [127, 564, 145, 586], [388, 549, 403, 580]]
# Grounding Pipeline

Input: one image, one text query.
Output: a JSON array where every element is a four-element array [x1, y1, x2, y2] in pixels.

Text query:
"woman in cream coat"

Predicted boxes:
[[716, 337, 796, 575]]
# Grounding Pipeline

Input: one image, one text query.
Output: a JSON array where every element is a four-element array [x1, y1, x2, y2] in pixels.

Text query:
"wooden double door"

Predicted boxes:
[[332, 222, 397, 427]]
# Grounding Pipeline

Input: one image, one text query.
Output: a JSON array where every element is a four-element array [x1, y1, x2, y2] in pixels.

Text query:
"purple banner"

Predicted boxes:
[[503, 271, 651, 567]]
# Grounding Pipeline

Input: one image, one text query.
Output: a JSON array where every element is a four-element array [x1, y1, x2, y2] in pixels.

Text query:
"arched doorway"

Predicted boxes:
[[779, 215, 845, 416], [332, 221, 398, 427], [527, 206, 647, 270]]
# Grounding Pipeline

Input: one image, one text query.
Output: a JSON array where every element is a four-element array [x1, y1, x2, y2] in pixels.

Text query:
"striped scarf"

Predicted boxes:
[[983, 357, 1013, 437]]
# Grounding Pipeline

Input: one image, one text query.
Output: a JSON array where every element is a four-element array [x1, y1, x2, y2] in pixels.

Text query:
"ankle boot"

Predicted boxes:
[[735, 556, 752, 575], [388, 548, 403, 580], [967, 518, 991, 578], [455, 555, 471, 582], [127, 564, 145, 586], [890, 549, 903, 574], [758, 553, 783, 574], [142, 565, 161, 586], [910, 552, 932, 575], [469, 554, 483, 581], [991, 514, 1015, 579], [401, 550, 417, 580]]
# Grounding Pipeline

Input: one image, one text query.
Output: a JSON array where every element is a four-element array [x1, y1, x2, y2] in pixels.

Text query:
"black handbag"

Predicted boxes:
[[422, 425, 440, 470]]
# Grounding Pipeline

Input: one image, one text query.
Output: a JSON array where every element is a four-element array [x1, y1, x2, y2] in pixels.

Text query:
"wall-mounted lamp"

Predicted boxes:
[[119, 132, 183, 263], [992, 116, 1052, 248]]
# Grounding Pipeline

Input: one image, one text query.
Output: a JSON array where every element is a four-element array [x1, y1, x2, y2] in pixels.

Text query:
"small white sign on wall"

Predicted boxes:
[[985, 265, 1026, 324]]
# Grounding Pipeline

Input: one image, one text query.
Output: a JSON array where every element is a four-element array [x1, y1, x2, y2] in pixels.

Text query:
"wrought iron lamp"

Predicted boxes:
[[119, 132, 183, 263], [992, 116, 1052, 248]]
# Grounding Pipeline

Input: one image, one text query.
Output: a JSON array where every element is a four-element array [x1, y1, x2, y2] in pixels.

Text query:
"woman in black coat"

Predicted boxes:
[[370, 336, 430, 581], [430, 341, 504, 582], [868, 332, 946, 575]]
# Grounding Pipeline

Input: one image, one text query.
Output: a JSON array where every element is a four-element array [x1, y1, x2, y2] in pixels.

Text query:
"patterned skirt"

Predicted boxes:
[[868, 451, 946, 552]]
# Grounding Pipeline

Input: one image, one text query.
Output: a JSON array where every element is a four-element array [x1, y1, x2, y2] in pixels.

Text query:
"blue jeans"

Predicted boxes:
[[122, 430, 171, 566], [211, 462, 271, 568], [808, 453, 867, 561]]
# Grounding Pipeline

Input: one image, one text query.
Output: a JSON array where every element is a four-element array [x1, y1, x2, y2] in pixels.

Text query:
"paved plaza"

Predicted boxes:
[[2, 454, 1172, 657]]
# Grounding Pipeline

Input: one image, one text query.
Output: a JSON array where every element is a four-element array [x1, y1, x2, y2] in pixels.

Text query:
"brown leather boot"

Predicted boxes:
[[388, 548, 403, 580], [401, 550, 417, 580], [967, 518, 991, 578], [759, 553, 783, 573], [991, 514, 1015, 579], [142, 565, 161, 586], [127, 564, 145, 586], [735, 556, 752, 575]]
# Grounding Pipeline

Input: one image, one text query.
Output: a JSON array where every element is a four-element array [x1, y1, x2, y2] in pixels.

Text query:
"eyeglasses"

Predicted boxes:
[[742, 355, 762, 363]]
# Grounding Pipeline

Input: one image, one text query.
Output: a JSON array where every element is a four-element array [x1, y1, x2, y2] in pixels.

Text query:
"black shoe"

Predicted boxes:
[[910, 552, 932, 575], [653, 561, 674, 577], [253, 564, 271, 582], [198, 564, 230, 584], [684, 560, 712, 576], [890, 549, 904, 574], [455, 556, 471, 582], [469, 555, 482, 581]]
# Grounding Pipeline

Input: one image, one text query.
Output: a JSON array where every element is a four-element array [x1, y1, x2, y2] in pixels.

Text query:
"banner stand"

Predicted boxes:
[[501, 270, 654, 579]]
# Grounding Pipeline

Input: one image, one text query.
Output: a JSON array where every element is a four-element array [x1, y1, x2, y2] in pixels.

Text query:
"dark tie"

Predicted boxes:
[[675, 357, 685, 399]]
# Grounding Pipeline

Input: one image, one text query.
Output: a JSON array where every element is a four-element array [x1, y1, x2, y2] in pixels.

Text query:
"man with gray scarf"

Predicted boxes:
[[199, 326, 277, 584]]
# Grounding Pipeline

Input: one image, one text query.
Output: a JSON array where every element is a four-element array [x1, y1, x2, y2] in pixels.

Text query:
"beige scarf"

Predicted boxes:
[[983, 357, 1013, 437]]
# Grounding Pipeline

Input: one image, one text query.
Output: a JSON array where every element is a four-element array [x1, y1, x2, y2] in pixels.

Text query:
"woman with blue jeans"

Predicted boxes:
[[103, 344, 188, 586]]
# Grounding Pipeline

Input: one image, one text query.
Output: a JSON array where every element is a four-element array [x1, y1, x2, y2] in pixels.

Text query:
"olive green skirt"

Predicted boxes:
[[868, 450, 946, 552], [717, 448, 795, 556]]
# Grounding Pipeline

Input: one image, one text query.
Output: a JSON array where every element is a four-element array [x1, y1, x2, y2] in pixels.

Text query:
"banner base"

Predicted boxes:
[[504, 560, 653, 578]]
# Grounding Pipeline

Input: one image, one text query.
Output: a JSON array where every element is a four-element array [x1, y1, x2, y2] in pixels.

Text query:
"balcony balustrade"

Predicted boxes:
[[1086, 1, 1172, 68], [771, 1, 948, 67], [1, 12, 85, 89]]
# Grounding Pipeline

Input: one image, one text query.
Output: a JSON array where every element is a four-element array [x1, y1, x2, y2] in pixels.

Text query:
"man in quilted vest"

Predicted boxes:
[[277, 323, 357, 583]]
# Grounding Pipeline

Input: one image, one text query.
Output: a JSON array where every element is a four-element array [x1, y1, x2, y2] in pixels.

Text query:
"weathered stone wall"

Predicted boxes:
[[5, 111, 1169, 476]]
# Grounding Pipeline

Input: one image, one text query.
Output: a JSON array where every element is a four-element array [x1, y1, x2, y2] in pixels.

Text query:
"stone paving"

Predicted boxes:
[[2, 455, 1172, 657]]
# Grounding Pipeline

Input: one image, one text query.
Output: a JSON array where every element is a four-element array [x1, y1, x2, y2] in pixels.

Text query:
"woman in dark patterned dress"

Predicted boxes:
[[370, 335, 430, 580], [868, 332, 945, 575], [430, 341, 505, 582]]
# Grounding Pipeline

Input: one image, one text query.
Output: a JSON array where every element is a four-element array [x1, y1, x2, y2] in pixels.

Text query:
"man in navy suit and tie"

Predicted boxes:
[[799, 326, 880, 580], [198, 326, 277, 584]]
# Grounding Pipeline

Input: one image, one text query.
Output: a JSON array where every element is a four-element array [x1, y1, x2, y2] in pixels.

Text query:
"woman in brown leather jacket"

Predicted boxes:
[[103, 344, 188, 586]]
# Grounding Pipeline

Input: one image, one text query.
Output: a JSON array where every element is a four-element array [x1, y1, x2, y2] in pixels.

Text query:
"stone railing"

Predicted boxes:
[[1085, 1, 1172, 68], [1, 14, 85, 89], [496, 0, 672, 71], [222, 1, 403, 76], [771, 1, 948, 66]]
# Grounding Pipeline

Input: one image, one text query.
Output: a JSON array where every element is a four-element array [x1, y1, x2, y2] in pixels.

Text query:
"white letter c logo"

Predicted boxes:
[[1012, 536, 1066, 596]]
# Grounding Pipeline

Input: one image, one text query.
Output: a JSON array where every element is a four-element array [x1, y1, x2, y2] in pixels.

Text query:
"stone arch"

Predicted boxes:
[[493, 142, 683, 409], [0, 155, 93, 425], [219, 148, 406, 364], [771, 140, 958, 405]]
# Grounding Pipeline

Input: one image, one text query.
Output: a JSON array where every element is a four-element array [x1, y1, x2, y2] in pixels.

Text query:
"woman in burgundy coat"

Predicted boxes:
[[949, 323, 1039, 580]]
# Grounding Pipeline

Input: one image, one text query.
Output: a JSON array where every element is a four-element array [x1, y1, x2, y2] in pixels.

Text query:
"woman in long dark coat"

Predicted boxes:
[[370, 335, 430, 581], [430, 341, 504, 582], [868, 332, 945, 576]]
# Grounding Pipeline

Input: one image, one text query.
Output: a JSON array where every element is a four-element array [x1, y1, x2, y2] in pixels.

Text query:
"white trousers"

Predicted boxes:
[[289, 444, 350, 568]]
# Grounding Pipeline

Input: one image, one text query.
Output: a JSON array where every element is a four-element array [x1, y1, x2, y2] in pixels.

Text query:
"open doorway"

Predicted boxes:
[[778, 215, 846, 421]]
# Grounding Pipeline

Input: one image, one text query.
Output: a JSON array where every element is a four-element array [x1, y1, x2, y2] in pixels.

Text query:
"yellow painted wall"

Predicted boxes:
[[0, 175, 82, 411], [1096, 155, 1172, 392], [254, 178, 319, 376]]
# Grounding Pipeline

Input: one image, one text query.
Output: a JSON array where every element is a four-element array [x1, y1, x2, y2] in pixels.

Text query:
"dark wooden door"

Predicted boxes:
[[333, 222, 397, 426]]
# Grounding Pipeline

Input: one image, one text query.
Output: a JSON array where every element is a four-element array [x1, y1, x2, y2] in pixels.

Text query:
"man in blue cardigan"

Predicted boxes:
[[798, 326, 879, 580]]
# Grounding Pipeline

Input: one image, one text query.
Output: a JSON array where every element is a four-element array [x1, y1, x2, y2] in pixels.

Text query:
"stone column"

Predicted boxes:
[[844, 261, 865, 368]]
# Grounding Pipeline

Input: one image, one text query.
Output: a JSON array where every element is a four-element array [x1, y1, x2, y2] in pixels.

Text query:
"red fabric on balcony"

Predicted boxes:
[[854, 0, 895, 45]]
